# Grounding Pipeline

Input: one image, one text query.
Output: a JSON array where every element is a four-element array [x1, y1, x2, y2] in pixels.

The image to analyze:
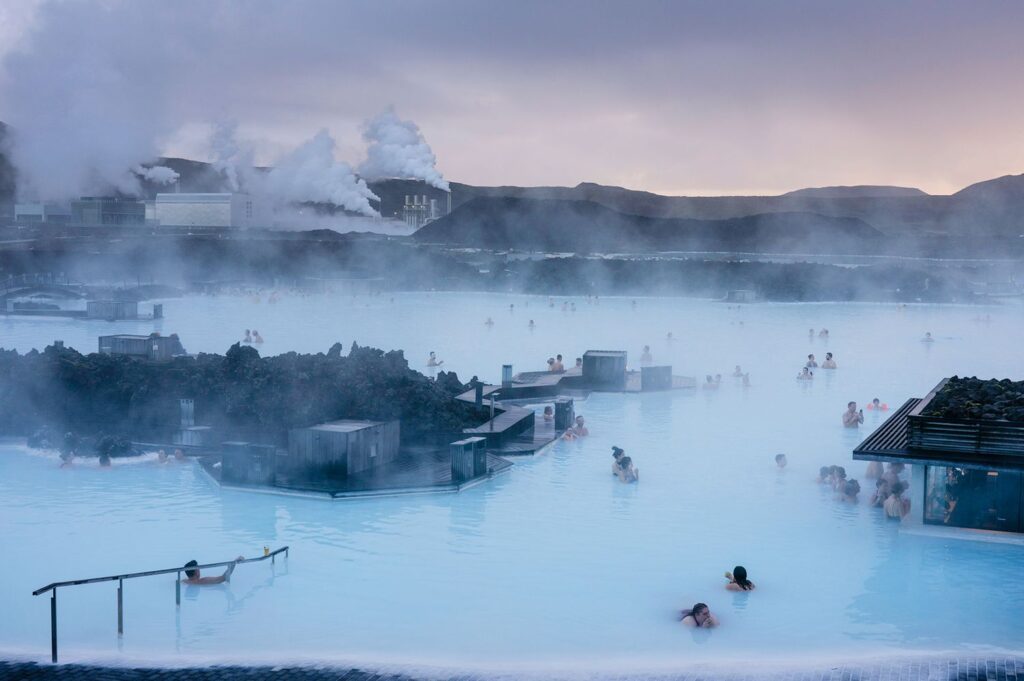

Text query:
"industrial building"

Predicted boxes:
[[154, 192, 263, 228], [71, 197, 146, 226], [13, 202, 71, 224], [367, 179, 451, 230]]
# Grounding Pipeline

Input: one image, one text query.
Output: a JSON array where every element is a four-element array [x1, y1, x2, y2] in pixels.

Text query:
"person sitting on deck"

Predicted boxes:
[[775, 453, 787, 469], [616, 455, 638, 483], [797, 367, 814, 380], [680, 603, 719, 628], [543, 405, 553, 422], [822, 352, 837, 369], [806, 354, 818, 368], [183, 556, 245, 585], [572, 415, 589, 437], [884, 482, 910, 520], [732, 365, 743, 377], [867, 398, 888, 411], [640, 345, 653, 366], [427, 351, 444, 367], [725, 566, 755, 591], [552, 354, 565, 371], [843, 402, 864, 428]]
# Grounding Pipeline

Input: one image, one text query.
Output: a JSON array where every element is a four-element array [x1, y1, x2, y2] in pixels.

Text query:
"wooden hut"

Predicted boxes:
[[286, 420, 400, 478]]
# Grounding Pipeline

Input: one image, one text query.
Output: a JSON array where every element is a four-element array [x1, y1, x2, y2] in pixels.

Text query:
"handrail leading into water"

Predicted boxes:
[[32, 546, 288, 663]]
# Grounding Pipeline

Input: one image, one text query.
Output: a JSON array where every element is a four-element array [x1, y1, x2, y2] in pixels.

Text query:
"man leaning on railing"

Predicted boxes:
[[183, 556, 245, 585]]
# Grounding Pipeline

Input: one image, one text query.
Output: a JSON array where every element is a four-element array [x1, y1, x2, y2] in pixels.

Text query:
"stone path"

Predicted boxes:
[[2, 657, 1023, 680]]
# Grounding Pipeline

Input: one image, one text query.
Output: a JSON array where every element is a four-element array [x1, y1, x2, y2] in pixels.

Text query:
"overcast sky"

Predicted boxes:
[[2, 0, 1023, 196]]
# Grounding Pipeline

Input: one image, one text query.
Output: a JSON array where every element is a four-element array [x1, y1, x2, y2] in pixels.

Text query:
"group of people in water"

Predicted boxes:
[[798, 352, 837, 380], [610, 446, 639, 483], [816, 461, 909, 519], [679, 565, 756, 628], [816, 464, 862, 502], [242, 329, 264, 345]]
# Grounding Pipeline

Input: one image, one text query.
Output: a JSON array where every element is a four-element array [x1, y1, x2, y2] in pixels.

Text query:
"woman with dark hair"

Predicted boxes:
[[680, 602, 719, 627], [842, 479, 861, 502], [616, 456, 638, 483], [725, 566, 755, 591]]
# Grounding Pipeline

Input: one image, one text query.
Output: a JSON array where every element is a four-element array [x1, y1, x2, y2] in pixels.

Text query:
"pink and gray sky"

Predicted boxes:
[[1, 0, 1023, 197]]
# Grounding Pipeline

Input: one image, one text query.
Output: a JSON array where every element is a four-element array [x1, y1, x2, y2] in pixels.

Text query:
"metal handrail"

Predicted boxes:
[[32, 546, 288, 663]]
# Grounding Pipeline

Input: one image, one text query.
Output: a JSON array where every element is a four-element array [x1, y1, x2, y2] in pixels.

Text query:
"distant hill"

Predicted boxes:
[[0, 122, 15, 203], [782, 185, 928, 198], [414, 196, 884, 254]]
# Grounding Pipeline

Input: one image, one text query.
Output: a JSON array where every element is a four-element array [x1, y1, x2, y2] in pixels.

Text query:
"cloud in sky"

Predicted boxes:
[[2, 0, 1023, 197]]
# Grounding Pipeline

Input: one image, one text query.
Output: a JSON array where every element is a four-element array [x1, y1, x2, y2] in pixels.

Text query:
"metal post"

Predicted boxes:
[[50, 589, 57, 663], [175, 571, 181, 606], [489, 396, 495, 430], [117, 579, 123, 635]]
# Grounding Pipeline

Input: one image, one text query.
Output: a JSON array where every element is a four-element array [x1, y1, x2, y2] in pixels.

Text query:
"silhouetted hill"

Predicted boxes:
[[0, 122, 15, 203], [414, 197, 883, 254], [782, 185, 928, 198]]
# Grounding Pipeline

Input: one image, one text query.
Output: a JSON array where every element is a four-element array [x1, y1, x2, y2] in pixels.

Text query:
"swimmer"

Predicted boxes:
[[158, 449, 168, 463], [816, 466, 831, 484], [509, 304, 514, 312], [831, 466, 847, 491], [547, 357, 556, 371], [666, 331, 674, 342], [742, 373, 751, 387], [427, 351, 444, 367], [552, 354, 565, 371], [485, 317, 494, 327], [806, 354, 818, 368], [611, 446, 624, 475], [680, 603, 719, 628], [725, 566, 755, 591], [616, 455, 638, 483], [842, 401, 864, 428], [572, 415, 589, 436], [714, 373, 722, 384], [809, 328, 815, 338], [174, 448, 186, 461], [575, 357, 582, 368], [775, 453, 787, 469], [543, 406, 553, 422], [640, 345, 653, 366], [819, 328, 829, 338], [243, 329, 252, 344], [59, 451, 74, 467], [797, 367, 813, 380], [252, 330, 263, 344], [703, 375, 718, 389], [529, 319, 536, 330], [732, 365, 743, 377], [884, 482, 909, 519], [821, 352, 837, 369], [841, 479, 861, 502], [869, 478, 890, 507], [867, 398, 888, 411], [922, 331, 934, 343], [183, 556, 245, 585]]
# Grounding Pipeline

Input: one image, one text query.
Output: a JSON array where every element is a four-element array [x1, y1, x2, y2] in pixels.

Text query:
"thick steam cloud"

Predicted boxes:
[[134, 165, 180, 185], [359, 109, 450, 191]]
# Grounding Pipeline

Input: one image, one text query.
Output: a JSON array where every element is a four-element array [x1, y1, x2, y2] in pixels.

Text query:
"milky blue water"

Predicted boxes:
[[1, 292, 1022, 673]]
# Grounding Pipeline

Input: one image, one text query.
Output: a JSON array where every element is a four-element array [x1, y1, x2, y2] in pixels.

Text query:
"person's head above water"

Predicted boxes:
[[775, 453, 787, 468], [184, 559, 200, 580], [826, 352, 833, 360], [687, 602, 711, 625], [848, 401, 857, 410], [612, 446, 624, 459], [732, 566, 753, 590], [819, 466, 830, 479], [834, 466, 847, 480], [872, 398, 881, 406]]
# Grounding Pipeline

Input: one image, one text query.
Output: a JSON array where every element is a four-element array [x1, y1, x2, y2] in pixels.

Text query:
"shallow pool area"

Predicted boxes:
[[2, 292, 1023, 673]]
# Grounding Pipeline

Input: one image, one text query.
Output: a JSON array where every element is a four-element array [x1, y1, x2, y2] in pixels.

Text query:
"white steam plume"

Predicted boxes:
[[134, 165, 180, 185], [255, 130, 380, 217], [359, 109, 449, 191]]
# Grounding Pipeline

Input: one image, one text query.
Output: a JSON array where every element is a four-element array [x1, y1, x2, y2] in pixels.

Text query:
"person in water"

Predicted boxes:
[[867, 398, 888, 411], [243, 329, 252, 344], [640, 345, 653, 366], [681, 603, 719, 628], [732, 365, 743, 377], [552, 354, 565, 371], [572, 415, 589, 436], [183, 556, 245, 585], [616, 455, 638, 483], [775, 453, 787, 469], [843, 402, 864, 428], [869, 478, 891, 507], [99, 453, 112, 467], [884, 482, 910, 519], [841, 479, 861, 502], [528, 319, 536, 330], [822, 352, 837, 369], [666, 331, 674, 342], [818, 328, 829, 338], [611, 446, 624, 475], [797, 367, 814, 380], [817, 466, 831, 484], [252, 330, 264, 344], [485, 317, 494, 327], [831, 466, 847, 491], [806, 354, 818, 368], [575, 357, 582, 368], [703, 375, 718, 389], [725, 566, 755, 591], [427, 351, 444, 367], [546, 357, 556, 371], [542, 405, 553, 422]]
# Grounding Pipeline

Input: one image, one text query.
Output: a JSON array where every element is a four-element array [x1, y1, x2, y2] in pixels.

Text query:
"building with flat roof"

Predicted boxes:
[[71, 197, 145, 226], [286, 419, 400, 478], [98, 333, 187, 360], [155, 192, 262, 228], [14, 202, 71, 224]]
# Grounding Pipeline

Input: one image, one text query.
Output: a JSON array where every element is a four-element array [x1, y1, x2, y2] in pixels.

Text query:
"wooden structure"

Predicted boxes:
[[908, 378, 1024, 461], [582, 350, 627, 391], [641, 365, 673, 391], [98, 333, 185, 361], [450, 437, 488, 482], [87, 300, 138, 320], [286, 420, 400, 477]]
